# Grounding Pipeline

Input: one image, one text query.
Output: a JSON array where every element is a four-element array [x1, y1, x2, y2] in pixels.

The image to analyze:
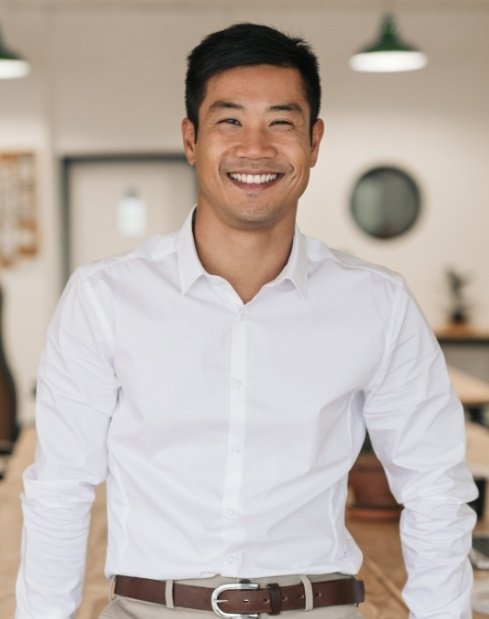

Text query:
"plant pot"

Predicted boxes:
[[348, 452, 402, 521]]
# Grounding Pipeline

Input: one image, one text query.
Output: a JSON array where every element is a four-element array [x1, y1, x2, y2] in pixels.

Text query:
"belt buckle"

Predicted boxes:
[[211, 582, 260, 619]]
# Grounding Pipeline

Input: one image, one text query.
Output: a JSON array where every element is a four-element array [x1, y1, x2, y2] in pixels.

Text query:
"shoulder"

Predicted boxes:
[[301, 234, 430, 351], [303, 234, 405, 290], [65, 232, 181, 306], [61, 232, 181, 317], [78, 232, 179, 282]]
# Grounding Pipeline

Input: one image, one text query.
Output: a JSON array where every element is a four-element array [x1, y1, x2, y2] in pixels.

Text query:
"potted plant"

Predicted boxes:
[[445, 268, 471, 326]]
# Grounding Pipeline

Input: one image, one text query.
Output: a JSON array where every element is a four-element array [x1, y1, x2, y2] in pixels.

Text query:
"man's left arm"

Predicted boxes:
[[363, 281, 478, 619]]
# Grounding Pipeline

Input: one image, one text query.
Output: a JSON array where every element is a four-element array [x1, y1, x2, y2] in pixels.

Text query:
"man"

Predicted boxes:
[[16, 22, 477, 619]]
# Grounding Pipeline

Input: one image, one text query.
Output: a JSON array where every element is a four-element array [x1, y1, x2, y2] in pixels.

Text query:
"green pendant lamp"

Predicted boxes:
[[350, 13, 427, 73], [0, 26, 30, 79]]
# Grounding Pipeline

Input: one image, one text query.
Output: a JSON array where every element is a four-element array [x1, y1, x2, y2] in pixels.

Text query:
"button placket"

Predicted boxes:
[[220, 310, 248, 570]]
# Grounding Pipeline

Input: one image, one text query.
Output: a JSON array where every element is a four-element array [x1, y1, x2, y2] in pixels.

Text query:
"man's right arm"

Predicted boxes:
[[15, 269, 119, 619]]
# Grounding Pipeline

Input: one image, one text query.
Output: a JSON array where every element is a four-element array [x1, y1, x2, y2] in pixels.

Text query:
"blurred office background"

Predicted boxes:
[[0, 0, 488, 426]]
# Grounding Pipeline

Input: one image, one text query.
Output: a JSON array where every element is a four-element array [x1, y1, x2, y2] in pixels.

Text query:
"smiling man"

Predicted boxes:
[[16, 23, 476, 619], [182, 62, 322, 303]]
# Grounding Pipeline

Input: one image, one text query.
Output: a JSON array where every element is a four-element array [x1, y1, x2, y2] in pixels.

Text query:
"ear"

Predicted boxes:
[[309, 118, 324, 168], [182, 118, 197, 166]]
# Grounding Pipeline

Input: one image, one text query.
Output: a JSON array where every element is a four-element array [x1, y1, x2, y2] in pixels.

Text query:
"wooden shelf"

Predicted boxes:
[[435, 324, 489, 344]]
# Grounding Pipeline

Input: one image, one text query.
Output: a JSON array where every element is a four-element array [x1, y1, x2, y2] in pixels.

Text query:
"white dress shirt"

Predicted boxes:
[[16, 209, 477, 619]]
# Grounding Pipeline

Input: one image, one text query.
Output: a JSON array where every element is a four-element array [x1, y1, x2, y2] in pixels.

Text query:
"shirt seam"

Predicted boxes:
[[77, 269, 115, 354], [364, 280, 404, 394]]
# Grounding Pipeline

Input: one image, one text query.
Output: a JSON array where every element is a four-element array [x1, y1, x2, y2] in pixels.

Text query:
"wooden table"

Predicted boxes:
[[1, 425, 489, 618], [449, 367, 489, 410], [437, 327, 489, 424], [449, 366, 489, 426]]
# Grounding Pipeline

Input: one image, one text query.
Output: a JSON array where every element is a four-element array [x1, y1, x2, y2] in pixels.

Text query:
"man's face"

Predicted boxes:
[[182, 64, 323, 232]]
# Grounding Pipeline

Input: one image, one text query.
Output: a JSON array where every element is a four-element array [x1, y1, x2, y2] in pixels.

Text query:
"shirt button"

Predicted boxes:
[[226, 555, 235, 564], [226, 508, 237, 518], [232, 379, 243, 390], [231, 444, 241, 454], [238, 311, 246, 322]]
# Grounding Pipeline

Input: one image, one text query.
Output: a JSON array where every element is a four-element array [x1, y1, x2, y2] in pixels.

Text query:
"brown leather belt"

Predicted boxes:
[[114, 575, 365, 616]]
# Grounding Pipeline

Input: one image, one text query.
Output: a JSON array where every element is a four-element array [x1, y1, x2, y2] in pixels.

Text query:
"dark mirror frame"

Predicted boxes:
[[350, 165, 422, 240]]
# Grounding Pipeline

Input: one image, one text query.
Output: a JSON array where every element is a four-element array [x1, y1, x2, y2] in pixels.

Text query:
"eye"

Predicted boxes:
[[217, 118, 241, 126], [271, 119, 294, 128]]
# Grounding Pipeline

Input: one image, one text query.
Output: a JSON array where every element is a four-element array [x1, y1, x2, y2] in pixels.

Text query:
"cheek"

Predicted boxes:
[[288, 148, 315, 177], [197, 140, 227, 168], [194, 149, 226, 187], [281, 137, 313, 160]]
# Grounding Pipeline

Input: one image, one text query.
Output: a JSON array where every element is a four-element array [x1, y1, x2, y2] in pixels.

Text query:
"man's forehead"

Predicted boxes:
[[201, 65, 308, 109]]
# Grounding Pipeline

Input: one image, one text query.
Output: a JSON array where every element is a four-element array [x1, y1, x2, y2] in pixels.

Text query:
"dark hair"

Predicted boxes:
[[185, 23, 321, 137]]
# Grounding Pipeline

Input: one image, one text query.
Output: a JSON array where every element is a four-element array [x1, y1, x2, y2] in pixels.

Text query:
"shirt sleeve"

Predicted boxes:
[[363, 279, 478, 619], [15, 268, 119, 619]]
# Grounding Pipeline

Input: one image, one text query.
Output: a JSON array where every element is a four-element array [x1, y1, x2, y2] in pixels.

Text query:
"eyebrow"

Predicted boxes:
[[269, 103, 304, 113], [207, 101, 305, 114], [208, 101, 243, 113]]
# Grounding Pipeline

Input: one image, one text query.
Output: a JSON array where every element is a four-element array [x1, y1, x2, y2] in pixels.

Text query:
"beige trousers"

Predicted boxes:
[[99, 574, 364, 619]]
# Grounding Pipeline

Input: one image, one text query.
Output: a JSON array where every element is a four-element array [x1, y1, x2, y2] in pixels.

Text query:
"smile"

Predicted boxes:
[[228, 173, 281, 185]]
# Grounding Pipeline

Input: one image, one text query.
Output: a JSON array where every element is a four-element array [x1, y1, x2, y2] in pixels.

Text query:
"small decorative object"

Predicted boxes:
[[445, 268, 471, 325], [0, 152, 38, 266], [348, 432, 402, 521]]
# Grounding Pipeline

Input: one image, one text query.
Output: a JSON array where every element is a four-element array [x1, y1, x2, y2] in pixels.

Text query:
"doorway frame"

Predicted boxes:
[[60, 152, 193, 283]]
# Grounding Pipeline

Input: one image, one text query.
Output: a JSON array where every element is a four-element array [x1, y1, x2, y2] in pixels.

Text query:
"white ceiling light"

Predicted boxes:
[[0, 26, 30, 79], [350, 13, 427, 73]]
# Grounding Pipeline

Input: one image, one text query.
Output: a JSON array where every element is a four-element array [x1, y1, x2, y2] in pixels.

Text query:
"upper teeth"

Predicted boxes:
[[230, 173, 278, 184]]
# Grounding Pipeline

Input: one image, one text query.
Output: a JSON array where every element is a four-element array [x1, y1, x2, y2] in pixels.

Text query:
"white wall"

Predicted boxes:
[[1, 2, 489, 423]]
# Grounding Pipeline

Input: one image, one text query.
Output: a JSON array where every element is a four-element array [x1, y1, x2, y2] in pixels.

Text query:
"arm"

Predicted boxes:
[[15, 269, 119, 619], [364, 281, 478, 619]]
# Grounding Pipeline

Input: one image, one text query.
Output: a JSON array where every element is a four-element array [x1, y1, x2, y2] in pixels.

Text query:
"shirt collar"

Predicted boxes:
[[176, 207, 205, 295], [280, 226, 308, 297], [176, 207, 309, 297]]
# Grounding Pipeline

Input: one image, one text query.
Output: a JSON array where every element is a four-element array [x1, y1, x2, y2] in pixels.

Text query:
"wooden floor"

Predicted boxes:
[[349, 518, 409, 618], [1, 426, 489, 618]]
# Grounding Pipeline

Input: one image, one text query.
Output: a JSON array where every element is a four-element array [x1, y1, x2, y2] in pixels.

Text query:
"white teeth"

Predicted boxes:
[[230, 173, 278, 184]]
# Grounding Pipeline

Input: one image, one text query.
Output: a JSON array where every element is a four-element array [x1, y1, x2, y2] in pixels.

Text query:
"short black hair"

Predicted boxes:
[[185, 23, 321, 137]]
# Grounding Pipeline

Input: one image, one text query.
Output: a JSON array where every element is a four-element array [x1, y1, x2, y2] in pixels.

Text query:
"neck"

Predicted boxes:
[[193, 209, 295, 304]]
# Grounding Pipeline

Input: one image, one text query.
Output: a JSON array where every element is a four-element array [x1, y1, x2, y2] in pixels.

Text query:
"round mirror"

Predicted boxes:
[[350, 166, 421, 239]]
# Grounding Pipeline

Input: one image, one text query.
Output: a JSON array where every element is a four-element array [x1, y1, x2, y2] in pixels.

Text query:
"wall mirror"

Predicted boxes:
[[350, 166, 421, 239]]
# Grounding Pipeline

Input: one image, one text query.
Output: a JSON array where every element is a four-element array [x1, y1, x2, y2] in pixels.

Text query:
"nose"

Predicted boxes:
[[234, 126, 277, 159]]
